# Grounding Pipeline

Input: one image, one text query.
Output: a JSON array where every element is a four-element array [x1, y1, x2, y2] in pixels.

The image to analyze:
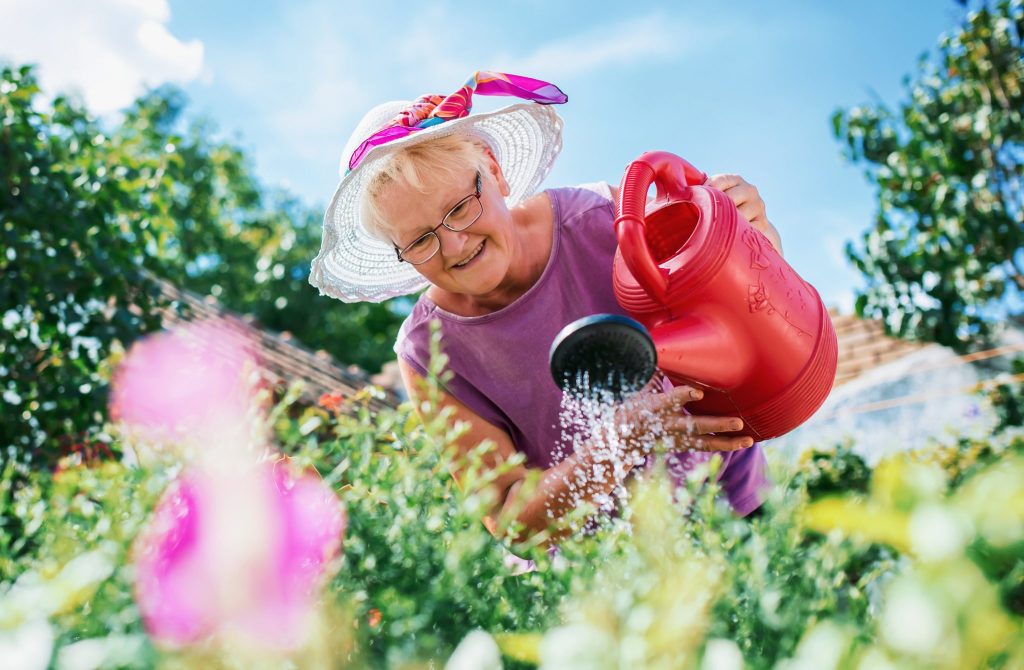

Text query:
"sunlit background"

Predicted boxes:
[[0, 0, 970, 311]]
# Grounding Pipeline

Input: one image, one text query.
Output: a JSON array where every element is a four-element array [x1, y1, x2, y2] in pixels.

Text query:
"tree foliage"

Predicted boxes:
[[1, 64, 403, 465], [1, 65, 166, 466], [3, 380, 1023, 668], [105, 85, 404, 372], [833, 0, 1023, 349]]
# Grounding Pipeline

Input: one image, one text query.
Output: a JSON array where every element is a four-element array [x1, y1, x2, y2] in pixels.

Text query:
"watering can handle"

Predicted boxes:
[[615, 151, 708, 302]]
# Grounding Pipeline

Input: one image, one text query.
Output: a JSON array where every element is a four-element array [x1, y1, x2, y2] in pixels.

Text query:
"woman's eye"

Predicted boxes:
[[410, 236, 432, 250], [448, 203, 467, 219]]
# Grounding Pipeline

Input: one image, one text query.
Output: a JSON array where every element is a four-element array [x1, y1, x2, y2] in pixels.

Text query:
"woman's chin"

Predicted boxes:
[[451, 268, 504, 299]]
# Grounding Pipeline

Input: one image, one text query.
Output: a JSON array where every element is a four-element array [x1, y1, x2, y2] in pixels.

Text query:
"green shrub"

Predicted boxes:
[[2, 359, 1023, 668]]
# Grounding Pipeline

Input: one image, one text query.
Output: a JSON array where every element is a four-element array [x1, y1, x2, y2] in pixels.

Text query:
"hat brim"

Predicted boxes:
[[309, 103, 564, 303]]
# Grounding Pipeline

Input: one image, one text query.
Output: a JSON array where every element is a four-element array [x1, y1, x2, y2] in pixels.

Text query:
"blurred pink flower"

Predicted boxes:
[[109, 321, 260, 442], [132, 460, 346, 649]]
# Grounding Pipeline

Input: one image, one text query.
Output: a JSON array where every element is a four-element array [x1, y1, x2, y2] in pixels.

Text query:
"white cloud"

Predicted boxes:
[[160, 1, 753, 201], [255, 9, 698, 167], [369, 10, 701, 89], [766, 203, 869, 310], [501, 14, 700, 81], [0, 0, 204, 114]]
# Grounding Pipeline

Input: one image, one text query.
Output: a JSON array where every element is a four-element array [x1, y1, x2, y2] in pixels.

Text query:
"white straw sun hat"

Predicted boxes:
[[309, 74, 566, 304]]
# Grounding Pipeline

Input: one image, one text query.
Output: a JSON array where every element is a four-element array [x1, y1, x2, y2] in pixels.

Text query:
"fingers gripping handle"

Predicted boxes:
[[614, 152, 708, 303]]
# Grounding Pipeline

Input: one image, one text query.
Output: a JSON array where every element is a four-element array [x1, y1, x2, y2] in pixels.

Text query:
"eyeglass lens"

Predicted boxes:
[[400, 195, 482, 264]]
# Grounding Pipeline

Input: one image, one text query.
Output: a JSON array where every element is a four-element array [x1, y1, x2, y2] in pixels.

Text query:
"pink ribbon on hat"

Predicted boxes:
[[347, 71, 567, 171]]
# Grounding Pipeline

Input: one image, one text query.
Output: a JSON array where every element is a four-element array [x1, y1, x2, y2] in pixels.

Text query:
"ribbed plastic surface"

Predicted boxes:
[[611, 151, 839, 440], [741, 302, 839, 439]]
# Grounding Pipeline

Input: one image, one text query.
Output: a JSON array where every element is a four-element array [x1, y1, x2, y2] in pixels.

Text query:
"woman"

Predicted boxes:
[[310, 72, 780, 543]]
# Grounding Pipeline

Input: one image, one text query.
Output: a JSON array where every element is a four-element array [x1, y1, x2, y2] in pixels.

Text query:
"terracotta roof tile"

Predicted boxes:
[[144, 277, 921, 413], [148, 274, 401, 414], [829, 308, 926, 388]]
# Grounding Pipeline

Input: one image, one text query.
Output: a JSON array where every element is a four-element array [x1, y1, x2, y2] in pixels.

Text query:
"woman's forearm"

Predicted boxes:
[[497, 451, 634, 545]]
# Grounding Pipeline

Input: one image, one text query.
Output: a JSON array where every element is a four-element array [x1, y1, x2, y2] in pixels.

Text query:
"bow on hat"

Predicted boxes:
[[347, 70, 568, 172]]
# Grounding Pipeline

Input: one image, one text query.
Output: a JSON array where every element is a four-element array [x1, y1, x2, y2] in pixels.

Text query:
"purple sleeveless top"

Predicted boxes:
[[394, 185, 767, 516]]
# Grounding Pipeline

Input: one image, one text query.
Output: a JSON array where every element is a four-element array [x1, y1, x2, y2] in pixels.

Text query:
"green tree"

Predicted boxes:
[[1, 64, 403, 466], [1, 65, 166, 466], [104, 86, 404, 372], [832, 0, 1023, 350]]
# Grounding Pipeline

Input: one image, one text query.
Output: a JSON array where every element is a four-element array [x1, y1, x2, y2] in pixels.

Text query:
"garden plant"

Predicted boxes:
[[2, 2, 1024, 668], [1, 320, 1022, 669]]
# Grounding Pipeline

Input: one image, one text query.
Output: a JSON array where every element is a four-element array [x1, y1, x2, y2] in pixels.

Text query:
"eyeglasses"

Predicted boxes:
[[394, 172, 483, 265]]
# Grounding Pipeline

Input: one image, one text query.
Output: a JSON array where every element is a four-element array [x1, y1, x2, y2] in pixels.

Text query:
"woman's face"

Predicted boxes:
[[378, 156, 516, 298]]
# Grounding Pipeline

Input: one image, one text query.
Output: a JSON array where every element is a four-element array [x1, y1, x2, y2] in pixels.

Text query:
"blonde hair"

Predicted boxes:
[[360, 133, 494, 244]]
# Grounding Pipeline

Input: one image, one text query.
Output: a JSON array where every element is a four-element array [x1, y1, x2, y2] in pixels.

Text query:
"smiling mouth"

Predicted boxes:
[[452, 240, 485, 269]]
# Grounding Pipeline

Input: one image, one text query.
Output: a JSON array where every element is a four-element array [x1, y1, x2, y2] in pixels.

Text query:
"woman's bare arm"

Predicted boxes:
[[397, 359, 625, 545], [397, 359, 750, 546]]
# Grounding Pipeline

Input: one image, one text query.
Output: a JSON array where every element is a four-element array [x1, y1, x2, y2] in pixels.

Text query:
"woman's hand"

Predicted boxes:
[[706, 173, 784, 257], [582, 378, 753, 473], [622, 382, 752, 452]]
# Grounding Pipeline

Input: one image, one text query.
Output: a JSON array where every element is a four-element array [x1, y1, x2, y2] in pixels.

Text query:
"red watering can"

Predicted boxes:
[[613, 151, 838, 440]]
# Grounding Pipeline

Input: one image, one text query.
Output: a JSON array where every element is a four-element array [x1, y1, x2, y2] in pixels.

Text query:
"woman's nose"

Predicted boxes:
[[437, 226, 472, 258]]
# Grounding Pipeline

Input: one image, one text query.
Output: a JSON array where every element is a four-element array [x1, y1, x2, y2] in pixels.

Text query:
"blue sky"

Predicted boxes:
[[2, 0, 971, 311]]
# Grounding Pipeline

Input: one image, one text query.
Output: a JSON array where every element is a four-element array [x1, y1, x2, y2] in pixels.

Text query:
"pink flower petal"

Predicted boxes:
[[110, 321, 259, 442], [133, 463, 346, 649]]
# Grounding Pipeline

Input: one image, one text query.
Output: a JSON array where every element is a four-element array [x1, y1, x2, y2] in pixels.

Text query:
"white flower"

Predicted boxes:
[[909, 505, 969, 562], [539, 623, 616, 670], [777, 622, 851, 670], [701, 638, 744, 670], [55, 635, 147, 670], [880, 579, 948, 656], [445, 630, 503, 670], [0, 618, 53, 670]]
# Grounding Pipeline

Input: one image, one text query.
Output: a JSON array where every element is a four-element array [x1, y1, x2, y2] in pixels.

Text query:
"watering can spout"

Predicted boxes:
[[649, 314, 755, 392]]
